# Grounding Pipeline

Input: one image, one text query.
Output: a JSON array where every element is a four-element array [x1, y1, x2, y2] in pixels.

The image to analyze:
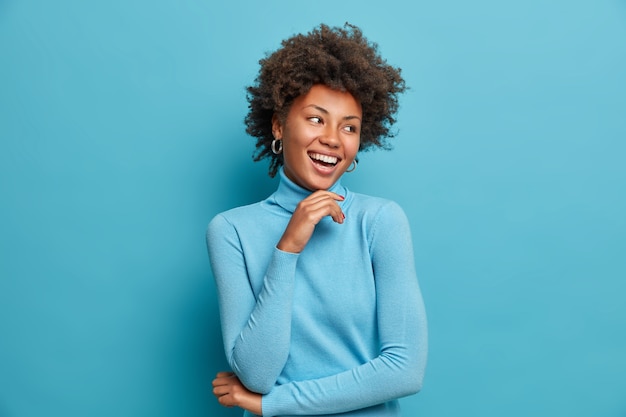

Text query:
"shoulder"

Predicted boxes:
[[348, 192, 412, 246], [206, 202, 264, 236], [349, 192, 408, 223]]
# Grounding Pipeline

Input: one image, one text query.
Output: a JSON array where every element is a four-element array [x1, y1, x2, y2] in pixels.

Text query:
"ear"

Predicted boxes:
[[271, 113, 283, 139]]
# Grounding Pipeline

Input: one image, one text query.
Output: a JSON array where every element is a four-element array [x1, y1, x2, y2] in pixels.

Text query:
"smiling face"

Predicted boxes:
[[272, 84, 362, 191]]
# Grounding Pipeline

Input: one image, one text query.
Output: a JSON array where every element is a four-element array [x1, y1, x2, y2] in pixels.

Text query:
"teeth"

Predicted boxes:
[[310, 152, 338, 165]]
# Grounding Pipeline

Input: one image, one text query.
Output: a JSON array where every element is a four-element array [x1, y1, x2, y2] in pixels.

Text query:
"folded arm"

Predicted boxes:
[[207, 214, 299, 394], [262, 202, 428, 416]]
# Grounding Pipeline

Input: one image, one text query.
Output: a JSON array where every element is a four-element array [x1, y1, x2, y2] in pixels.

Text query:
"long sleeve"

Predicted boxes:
[[206, 213, 299, 394], [261, 202, 428, 416]]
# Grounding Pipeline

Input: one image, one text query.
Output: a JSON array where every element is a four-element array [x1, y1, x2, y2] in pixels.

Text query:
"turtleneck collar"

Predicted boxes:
[[270, 167, 348, 214]]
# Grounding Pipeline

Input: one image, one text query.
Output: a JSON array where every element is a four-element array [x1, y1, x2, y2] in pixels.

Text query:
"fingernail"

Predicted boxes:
[[338, 195, 345, 200], [342, 213, 345, 219]]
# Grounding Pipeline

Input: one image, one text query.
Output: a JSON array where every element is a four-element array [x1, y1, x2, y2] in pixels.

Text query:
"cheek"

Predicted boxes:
[[346, 137, 361, 158], [284, 125, 313, 147]]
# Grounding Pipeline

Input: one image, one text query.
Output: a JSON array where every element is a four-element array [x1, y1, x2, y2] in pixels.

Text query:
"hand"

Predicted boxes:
[[277, 191, 345, 253], [212, 371, 263, 415]]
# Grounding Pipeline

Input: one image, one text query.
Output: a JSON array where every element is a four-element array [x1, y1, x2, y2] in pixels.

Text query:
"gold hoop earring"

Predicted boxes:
[[346, 159, 358, 173], [271, 138, 283, 154]]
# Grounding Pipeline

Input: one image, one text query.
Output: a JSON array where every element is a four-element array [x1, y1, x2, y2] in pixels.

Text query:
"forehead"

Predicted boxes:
[[293, 84, 362, 116]]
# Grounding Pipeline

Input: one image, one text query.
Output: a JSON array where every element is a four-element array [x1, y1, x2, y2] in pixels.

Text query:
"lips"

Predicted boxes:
[[308, 152, 340, 167]]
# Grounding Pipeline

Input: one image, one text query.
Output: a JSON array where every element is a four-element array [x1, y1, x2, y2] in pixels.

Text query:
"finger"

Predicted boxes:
[[329, 191, 346, 201], [302, 199, 344, 223], [309, 188, 345, 199], [213, 385, 231, 397], [300, 194, 344, 212], [217, 393, 236, 408], [296, 192, 345, 218], [295, 205, 343, 225], [302, 190, 345, 204], [213, 371, 235, 384], [212, 375, 236, 387], [212, 378, 225, 388]]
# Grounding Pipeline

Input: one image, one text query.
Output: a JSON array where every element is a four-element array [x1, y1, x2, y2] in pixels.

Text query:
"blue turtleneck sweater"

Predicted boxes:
[[206, 169, 427, 417]]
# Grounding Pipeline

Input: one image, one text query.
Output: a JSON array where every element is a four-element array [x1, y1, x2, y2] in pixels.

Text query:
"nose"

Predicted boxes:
[[318, 128, 340, 148]]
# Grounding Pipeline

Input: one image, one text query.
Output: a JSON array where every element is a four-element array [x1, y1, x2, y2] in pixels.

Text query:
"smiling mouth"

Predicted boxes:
[[309, 152, 339, 167]]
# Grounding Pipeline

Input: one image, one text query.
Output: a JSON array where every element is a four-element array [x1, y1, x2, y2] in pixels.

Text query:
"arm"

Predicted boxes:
[[206, 214, 299, 394], [207, 192, 345, 395], [212, 372, 263, 416], [261, 202, 428, 416]]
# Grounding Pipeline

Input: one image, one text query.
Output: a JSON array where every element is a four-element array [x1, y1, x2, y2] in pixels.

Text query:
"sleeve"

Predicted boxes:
[[261, 202, 428, 416], [206, 213, 300, 394]]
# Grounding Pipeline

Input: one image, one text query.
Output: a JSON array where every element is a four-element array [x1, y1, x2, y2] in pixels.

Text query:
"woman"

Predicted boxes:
[[206, 23, 427, 416]]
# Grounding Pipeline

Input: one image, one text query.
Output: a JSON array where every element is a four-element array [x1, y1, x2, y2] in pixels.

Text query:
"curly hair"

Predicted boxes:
[[245, 23, 407, 177]]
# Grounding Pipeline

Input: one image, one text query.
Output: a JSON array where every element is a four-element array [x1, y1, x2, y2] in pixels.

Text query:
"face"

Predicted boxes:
[[272, 84, 362, 191]]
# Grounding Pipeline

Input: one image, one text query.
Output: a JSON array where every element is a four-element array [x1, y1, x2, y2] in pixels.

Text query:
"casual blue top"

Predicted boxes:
[[206, 168, 427, 417]]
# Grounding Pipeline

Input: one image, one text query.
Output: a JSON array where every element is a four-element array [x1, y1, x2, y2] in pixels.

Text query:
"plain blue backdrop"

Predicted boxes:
[[1, 1, 625, 416]]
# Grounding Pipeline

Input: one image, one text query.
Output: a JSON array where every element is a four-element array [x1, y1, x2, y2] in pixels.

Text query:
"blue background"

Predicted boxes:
[[1, 0, 625, 416]]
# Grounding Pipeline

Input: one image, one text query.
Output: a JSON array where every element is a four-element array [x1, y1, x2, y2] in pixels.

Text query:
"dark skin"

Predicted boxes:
[[245, 24, 406, 179], [212, 372, 261, 415], [212, 85, 361, 415], [212, 191, 344, 415]]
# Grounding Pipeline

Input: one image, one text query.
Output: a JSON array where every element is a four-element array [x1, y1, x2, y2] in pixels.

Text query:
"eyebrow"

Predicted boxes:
[[303, 104, 362, 121]]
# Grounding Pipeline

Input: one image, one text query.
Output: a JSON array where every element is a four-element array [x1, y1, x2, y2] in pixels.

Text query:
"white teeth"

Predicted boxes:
[[309, 152, 338, 165]]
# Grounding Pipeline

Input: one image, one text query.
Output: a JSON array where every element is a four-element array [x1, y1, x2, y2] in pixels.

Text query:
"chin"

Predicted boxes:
[[310, 178, 338, 191]]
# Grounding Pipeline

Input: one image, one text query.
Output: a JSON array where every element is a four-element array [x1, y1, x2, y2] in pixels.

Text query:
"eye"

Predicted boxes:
[[308, 116, 322, 124], [343, 125, 359, 133]]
